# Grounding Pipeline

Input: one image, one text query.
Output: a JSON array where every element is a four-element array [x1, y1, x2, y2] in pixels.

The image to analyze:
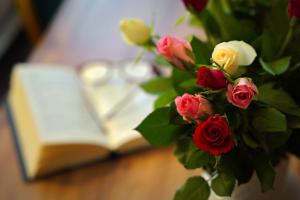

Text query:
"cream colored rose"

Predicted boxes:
[[119, 18, 151, 46], [212, 41, 257, 75]]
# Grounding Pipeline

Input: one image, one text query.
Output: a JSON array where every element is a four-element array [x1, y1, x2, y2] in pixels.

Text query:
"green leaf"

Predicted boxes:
[[261, 0, 289, 60], [242, 133, 259, 148], [175, 14, 187, 26], [207, 0, 256, 41], [155, 55, 172, 67], [217, 150, 253, 185], [185, 151, 212, 169], [191, 36, 211, 65], [154, 89, 177, 109], [169, 102, 188, 125], [265, 131, 292, 150], [211, 173, 236, 197], [135, 107, 182, 146], [174, 176, 210, 200], [174, 138, 197, 164], [179, 78, 197, 89], [141, 77, 172, 94], [174, 137, 214, 169], [261, 29, 282, 61], [259, 57, 291, 75], [172, 68, 195, 85], [258, 83, 300, 116], [252, 108, 287, 132], [194, 10, 221, 41], [253, 155, 275, 192]]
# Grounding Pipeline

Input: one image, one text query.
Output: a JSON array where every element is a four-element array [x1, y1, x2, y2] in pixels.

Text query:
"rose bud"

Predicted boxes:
[[212, 41, 257, 75], [157, 35, 194, 70], [226, 78, 258, 109], [175, 93, 212, 123], [196, 66, 228, 90], [119, 18, 151, 46], [288, 0, 300, 19], [182, 0, 208, 13], [193, 114, 234, 155]]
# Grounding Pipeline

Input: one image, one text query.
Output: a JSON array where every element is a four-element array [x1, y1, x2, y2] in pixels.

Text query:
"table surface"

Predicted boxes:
[[1, 0, 300, 200]]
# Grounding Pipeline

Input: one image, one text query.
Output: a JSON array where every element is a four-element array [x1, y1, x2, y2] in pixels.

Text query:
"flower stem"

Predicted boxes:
[[211, 61, 235, 83], [277, 18, 296, 57]]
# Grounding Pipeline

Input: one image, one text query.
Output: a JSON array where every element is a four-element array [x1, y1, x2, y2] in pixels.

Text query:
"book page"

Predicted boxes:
[[17, 65, 108, 146], [104, 86, 156, 150], [79, 62, 155, 150]]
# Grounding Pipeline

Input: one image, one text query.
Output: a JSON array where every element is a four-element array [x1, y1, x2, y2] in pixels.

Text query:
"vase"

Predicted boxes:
[[203, 159, 299, 200]]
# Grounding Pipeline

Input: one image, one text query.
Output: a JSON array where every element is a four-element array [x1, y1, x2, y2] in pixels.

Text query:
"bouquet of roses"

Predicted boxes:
[[120, 0, 300, 199]]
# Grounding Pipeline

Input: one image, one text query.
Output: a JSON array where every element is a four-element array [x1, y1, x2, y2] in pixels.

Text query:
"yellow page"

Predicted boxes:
[[15, 64, 108, 146]]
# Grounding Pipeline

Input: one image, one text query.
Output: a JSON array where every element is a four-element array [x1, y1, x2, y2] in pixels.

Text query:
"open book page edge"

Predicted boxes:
[[14, 63, 110, 148]]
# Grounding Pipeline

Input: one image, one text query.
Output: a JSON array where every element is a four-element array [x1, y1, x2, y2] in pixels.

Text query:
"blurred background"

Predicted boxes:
[[0, 0, 204, 102], [0, 0, 205, 199]]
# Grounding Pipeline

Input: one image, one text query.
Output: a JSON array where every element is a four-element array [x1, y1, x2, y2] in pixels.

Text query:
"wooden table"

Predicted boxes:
[[1, 0, 300, 199]]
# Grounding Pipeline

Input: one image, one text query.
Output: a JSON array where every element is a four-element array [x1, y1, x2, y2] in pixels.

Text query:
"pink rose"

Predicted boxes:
[[175, 93, 212, 123], [157, 35, 194, 70], [226, 78, 258, 109]]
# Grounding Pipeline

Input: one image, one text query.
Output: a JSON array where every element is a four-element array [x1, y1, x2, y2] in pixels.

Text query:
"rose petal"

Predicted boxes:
[[226, 41, 257, 66]]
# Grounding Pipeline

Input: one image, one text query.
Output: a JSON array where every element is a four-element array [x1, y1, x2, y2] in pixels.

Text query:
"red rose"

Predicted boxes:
[[193, 114, 234, 155], [196, 66, 228, 90], [182, 0, 208, 13], [288, 0, 300, 18]]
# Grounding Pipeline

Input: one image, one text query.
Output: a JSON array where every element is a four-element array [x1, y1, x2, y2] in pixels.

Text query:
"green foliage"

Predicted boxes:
[[242, 133, 259, 149], [174, 137, 215, 169], [265, 130, 292, 150], [174, 176, 210, 200], [252, 108, 287, 133], [191, 36, 211, 65], [261, 0, 289, 60], [141, 77, 172, 94], [258, 83, 300, 116], [127, 0, 300, 199], [169, 102, 188, 125], [252, 155, 275, 192], [217, 151, 254, 185], [154, 89, 177, 109], [259, 57, 291, 75], [207, 0, 256, 41], [154, 55, 172, 67], [135, 107, 182, 146], [211, 173, 235, 197]]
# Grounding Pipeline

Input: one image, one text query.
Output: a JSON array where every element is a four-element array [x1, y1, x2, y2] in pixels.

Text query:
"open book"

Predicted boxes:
[[8, 63, 155, 180]]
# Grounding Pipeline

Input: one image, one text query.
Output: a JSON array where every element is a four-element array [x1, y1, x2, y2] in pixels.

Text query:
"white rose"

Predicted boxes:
[[212, 41, 257, 75], [119, 18, 151, 46]]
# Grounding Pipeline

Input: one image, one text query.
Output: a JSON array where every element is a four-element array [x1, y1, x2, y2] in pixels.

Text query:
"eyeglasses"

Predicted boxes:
[[77, 60, 154, 121]]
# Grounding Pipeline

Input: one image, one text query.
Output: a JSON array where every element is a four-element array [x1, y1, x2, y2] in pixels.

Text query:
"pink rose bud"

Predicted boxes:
[[157, 35, 194, 70], [288, 0, 300, 19], [175, 93, 213, 123], [226, 78, 258, 109]]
